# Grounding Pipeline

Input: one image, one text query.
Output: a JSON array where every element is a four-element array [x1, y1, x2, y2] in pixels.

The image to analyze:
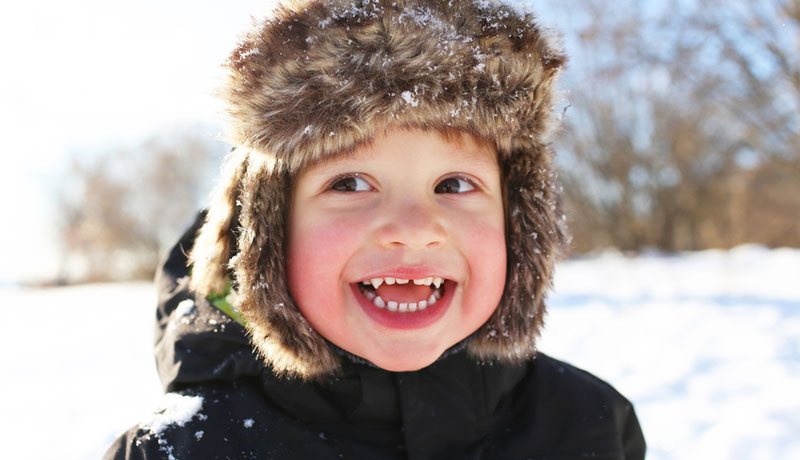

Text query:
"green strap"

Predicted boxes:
[[206, 280, 246, 326]]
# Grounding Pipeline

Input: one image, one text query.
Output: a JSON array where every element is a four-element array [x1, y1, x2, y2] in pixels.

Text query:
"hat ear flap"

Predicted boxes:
[[468, 144, 568, 363], [189, 148, 249, 297], [231, 155, 342, 379]]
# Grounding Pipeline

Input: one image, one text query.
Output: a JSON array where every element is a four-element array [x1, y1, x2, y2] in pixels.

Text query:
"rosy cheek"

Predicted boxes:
[[287, 215, 364, 306], [461, 218, 507, 309]]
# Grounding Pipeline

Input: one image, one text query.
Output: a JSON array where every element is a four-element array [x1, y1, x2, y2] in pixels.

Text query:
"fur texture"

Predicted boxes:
[[190, 0, 568, 379]]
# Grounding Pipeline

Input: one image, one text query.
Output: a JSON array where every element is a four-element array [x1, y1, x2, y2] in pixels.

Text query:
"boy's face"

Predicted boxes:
[[286, 127, 506, 371]]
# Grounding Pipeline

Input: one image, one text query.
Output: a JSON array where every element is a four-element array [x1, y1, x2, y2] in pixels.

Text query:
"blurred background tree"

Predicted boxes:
[[552, 0, 800, 252], [57, 126, 226, 282]]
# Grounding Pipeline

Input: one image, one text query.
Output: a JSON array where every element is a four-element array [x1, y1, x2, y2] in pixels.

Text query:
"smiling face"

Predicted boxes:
[[286, 127, 507, 371]]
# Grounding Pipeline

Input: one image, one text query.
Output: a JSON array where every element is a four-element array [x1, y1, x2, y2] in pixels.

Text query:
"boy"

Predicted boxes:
[[107, 1, 645, 458]]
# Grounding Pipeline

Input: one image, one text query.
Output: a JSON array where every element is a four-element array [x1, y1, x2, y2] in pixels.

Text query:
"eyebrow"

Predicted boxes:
[[299, 137, 499, 183], [300, 155, 360, 180]]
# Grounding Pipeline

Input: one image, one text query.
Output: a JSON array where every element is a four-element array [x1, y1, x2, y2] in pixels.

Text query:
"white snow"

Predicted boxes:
[[139, 393, 204, 436], [538, 245, 800, 460], [0, 282, 163, 459], [243, 418, 255, 428], [175, 299, 196, 317], [401, 90, 419, 107], [0, 246, 798, 459]]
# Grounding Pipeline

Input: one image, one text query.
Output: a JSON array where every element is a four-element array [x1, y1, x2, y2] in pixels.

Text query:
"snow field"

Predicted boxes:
[[0, 283, 162, 460], [539, 246, 800, 460], [0, 246, 797, 459]]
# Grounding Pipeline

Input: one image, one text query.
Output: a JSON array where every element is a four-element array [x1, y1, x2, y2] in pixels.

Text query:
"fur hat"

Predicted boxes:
[[190, 0, 568, 379]]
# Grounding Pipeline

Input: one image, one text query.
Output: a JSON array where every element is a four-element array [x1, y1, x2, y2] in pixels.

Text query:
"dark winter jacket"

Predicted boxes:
[[105, 216, 646, 460]]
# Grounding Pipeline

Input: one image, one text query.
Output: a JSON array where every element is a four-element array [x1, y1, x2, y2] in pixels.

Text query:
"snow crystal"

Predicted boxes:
[[194, 431, 204, 441], [243, 418, 254, 428], [321, 0, 382, 29], [139, 393, 204, 436], [303, 125, 312, 135], [398, 5, 434, 27], [239, 47, 261, 59], [175, 299, 195, 317], [400, 91, 419, 107], [157, 437, 177, 460], [395, 5, 468, 45]]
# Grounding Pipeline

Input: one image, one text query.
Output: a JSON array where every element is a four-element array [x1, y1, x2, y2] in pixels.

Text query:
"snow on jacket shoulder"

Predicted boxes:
[[104, 214, 646, 460]]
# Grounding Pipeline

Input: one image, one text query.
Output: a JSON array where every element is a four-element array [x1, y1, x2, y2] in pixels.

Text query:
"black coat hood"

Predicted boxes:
[[106, 215, 645, 460]]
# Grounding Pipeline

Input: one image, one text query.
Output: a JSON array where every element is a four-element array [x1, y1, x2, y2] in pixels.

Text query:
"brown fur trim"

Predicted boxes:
[[189, 147, 248, 296], [467, 143, 568, 363], [191, 0, 568, 379], [220, 0, 565, 173], [231, 156, 342, 377]]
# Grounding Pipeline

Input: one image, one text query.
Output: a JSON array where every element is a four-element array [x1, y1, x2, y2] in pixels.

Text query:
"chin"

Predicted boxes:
[[359, 343, 446, 372], [370, 356, 440, 372]]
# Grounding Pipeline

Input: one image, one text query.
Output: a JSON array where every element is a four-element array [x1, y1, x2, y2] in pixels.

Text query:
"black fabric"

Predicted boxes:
[[105, 214, 646, 460]]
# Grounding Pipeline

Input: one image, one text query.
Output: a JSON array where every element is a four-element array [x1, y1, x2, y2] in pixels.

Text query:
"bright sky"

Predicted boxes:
[[0, 0, 278, 283], [0, 0, 568, 284]]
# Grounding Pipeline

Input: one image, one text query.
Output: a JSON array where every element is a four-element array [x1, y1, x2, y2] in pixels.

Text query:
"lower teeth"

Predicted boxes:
[[359, 285, 443, 312]]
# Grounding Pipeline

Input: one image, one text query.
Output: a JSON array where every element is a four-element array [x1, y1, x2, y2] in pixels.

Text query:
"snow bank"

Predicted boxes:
[[539, 245, 800, 460], [0, 246, 797, 459], [0, 282, 162, 460]]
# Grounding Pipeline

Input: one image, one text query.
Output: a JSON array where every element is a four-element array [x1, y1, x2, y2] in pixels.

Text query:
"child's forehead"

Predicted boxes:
[[303, 127, 498, 171]]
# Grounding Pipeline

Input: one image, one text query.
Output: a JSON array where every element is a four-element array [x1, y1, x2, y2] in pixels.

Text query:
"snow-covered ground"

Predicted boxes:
[[539, 245, 800, 460], [1, 246, 797, 459]]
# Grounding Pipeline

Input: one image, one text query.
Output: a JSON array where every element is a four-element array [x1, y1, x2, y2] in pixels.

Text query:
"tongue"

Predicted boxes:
[[375, 284, 433, 303]]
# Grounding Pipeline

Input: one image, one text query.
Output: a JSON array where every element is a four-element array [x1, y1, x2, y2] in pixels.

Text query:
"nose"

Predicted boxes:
[[374, 199, 447, 250]]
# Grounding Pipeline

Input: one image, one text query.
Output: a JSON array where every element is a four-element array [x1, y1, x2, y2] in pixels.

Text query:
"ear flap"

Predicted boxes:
[[467, 41, 568, 363], [230, 155, 342, 379], [189, 148, 249, 296], [467, 144, 568, 363]]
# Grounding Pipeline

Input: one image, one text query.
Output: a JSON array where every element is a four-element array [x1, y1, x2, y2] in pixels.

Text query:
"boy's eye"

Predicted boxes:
[[435, 176, 476, 194], [330, 175, 371, 192]]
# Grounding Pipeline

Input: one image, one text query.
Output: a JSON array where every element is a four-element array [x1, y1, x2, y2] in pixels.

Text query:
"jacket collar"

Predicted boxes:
[[258, 344, 529, 457]]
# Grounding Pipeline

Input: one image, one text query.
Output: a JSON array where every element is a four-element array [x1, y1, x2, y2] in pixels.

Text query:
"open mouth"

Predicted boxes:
[[355, 276, 449, 313]]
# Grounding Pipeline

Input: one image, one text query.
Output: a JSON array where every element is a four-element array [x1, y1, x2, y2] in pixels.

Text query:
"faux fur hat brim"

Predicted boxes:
[[190, 0, 568, 379]]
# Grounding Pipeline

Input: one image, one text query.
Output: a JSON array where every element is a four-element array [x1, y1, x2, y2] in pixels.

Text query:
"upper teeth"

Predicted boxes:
[[366, 277, 443, 289]]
